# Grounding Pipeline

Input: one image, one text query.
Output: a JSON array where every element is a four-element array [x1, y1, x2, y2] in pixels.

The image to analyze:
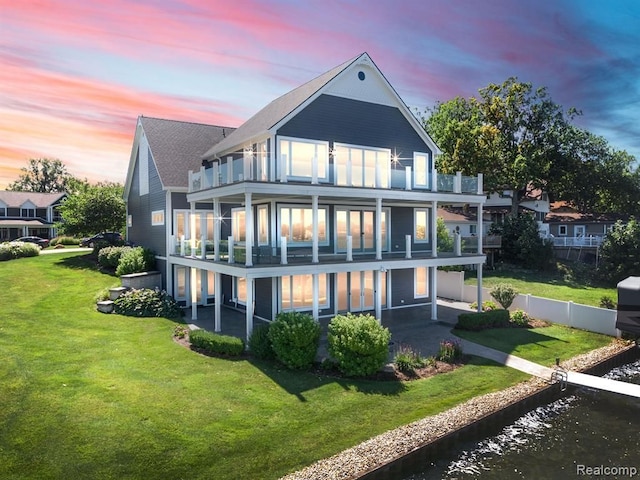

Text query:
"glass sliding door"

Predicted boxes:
[[336, 208, 386, 253], [336, 271, 386, 313]]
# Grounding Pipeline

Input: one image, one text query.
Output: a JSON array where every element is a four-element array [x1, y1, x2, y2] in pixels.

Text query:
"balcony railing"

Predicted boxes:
[[547, 236, 604, 247], [188, 160, 483, 196]]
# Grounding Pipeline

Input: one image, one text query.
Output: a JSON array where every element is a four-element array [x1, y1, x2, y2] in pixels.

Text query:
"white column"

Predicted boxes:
[[431, 200, 438, 258], [432, 169, 438, 192], [477, 263, 483, 312], [189, 203, 196, 257], [214, 272, 221, 332], [455, 172, 462, 193], [190, 267, 198, 320], [405, 166, 412, 190], [213, 199, 220, 261], [228, 236, 234, 263], [375, 197, 382, 260], [281, 236, 288, 264], [455, 233, 462, 256], [477, 203, 483, 254], [227, 157, 233, 184], [200, 235, 206, 259], [245, 192, 253, 267], [346, 235, 353, 261], [312, 273, 319, 320], [374, 269, 382, 322], [430, 266, 438, 321], [180, 235, 185, 256], [405, 235, 412, 259], [312, 195, 319, 263], [246, 277, 254, 342], [477, 173, 483, 195]]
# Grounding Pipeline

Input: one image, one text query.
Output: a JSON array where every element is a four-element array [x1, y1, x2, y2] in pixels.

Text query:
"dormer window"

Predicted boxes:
[[21, 207, 35, 218]]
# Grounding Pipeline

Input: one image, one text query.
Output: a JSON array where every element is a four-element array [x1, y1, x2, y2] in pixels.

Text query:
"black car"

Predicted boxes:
[[16, 236, 50, 248], [80, 232, 123, 248]]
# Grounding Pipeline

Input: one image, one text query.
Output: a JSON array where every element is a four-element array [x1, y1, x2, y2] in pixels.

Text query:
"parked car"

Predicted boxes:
[[80, 232, 124, 248], [15, 236, 50, 249]]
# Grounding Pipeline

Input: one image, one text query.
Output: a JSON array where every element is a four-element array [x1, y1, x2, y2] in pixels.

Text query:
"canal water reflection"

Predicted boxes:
[[404, 360, 640, 480]]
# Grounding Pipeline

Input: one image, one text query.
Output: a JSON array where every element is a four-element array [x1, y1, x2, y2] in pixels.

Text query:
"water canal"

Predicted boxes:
[[402, 359, 640, 479]]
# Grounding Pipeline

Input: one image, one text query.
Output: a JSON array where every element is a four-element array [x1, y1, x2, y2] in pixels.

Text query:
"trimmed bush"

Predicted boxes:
[[113, 288, 182, 318], [437, 339, 463, 363], [469, 300, 498, 312], [115, 246, 156, 276], [0, 241, 40, 261], [98, 246, 133, 269], [189, 329, 245, 356], [490, 283, 519, 309], [268, 312, 320, 370], [456, 309, 511, 331], [248, 324, 275, 360], [50, 236, 80, 246], [509, 309, 531, 327], [328, 312, 391, 377]]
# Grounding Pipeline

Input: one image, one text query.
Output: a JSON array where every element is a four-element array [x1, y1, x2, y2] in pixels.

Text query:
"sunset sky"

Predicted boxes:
[[1, 0, 639, 188]]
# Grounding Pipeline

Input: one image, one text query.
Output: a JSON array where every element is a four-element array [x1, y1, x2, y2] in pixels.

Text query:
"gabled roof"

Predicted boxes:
[[203, 52, 439, 159], [545, 201, 626, 224], [0, 191, 66, 208], [132, 117, 236, 191]]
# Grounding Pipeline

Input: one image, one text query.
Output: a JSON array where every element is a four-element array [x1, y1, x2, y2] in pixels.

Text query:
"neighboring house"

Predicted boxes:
[[485, 189, 550, 236], [0, 191, 66, 241], [545, 201, 624, 246], [438, 206, 488, 237], [124, 52, 487, 339]]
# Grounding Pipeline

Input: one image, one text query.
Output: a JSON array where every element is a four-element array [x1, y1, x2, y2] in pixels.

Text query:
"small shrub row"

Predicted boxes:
[[189, 329, 245, 356], [0, 241, 40, 261], [98, 246, 133, 268], [437, 339, 463, 363], [469, 300, 498, 312], [456, 309, 511, 331], [50, 236, 80, 246], [394, 344, 434, 373], [113, 288, 182, 318]]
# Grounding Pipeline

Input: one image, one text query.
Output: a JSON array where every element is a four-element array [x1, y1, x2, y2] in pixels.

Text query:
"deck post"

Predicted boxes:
[[214, 272, 221, 332], [312, 195, 319, 263], [245, 192, 253, 267], [246, 277, 254, 342], [430, 266, 438, 321], [376, 197, 382, 260]]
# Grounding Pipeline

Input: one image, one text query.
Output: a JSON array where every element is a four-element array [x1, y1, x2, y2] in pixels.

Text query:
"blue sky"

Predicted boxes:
[[1, 0, 638, 187]]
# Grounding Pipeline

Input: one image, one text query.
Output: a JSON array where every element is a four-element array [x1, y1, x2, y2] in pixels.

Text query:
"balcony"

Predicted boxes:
[[188, 159, 483, 196], [547, 235, 604, 247]]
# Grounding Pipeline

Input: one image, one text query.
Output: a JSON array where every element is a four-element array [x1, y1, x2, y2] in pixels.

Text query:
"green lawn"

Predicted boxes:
[[0, 252, 614, 479], [465, 265, 616, 307], [454, 325, 613, 366]]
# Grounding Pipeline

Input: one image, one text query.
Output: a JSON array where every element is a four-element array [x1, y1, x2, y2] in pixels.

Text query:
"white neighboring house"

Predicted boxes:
[[484, 189, 550, 236]]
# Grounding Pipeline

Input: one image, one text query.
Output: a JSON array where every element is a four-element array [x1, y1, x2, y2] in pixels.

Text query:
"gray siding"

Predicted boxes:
[[390, 268, 428, 307], [254, 277, 272, 319]]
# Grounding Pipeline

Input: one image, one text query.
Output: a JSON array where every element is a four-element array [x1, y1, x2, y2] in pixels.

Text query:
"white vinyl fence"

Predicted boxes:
[[437, 270, 619, 337]]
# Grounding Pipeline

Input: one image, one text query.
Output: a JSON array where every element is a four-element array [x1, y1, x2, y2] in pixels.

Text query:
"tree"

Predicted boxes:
[[489, 212, 554, 270], [598, 218, 640, 285], [436, 217, 454, 252], [8, 158, 74, 193], [424, 78, 576, 216], [57, 183, 125, 236]]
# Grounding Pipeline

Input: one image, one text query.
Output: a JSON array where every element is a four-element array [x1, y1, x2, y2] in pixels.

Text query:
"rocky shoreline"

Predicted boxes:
[[281, 340, 632, 480]]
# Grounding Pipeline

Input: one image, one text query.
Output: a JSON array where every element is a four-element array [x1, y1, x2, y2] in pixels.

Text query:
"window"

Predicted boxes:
[[558, 225, 567, 236], [469, 224, 477, 235], [151, 210, 165, 226], [232, 208, 246, 243], [279, 205, 328, 245], [21, 207, 35, 218], [234, 277, 247, 304], [127, 215, 132, 228], [0, 206, 6, 217], [413, 152, 431, 188], [334, 143, 390, 188], [281, 274, 328, 310], [257, 205, 269, 245], [415, 268, 429, 298], [414, 209, 429, 242], [279, 137, 328, 180], [175, 267, 186, 300]]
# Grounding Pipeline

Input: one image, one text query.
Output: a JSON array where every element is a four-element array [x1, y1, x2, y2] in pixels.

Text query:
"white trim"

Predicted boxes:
[[559, 225, 568, 236]]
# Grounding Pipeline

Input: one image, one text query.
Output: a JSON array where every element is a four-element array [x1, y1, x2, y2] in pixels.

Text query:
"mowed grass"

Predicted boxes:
[[455, 325, 613, 367], [0, 252, 614, 479], [465, 266, 616, 307]]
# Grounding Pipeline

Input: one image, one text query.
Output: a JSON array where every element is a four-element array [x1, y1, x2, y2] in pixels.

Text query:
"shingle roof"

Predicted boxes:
[[0, 191, 66, 208], [202, 53, 364, 159], [139, 117, 236, 188], [545, 202, 626, 223]]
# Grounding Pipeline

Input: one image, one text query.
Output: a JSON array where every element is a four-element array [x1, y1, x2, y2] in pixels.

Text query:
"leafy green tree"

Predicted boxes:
[[489, 213, 554, 270], [424, 78, 576, 216], [436, 217, 454, 252], [57, 183, 125, 236], [8, 158, 75, 193], [598, 218, 640, 285]]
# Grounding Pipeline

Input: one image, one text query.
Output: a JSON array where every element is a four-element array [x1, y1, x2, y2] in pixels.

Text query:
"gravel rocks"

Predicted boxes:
[[281, 339, 632, 480]]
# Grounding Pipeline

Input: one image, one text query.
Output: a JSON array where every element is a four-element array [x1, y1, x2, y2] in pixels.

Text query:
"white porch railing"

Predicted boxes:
[[547, 236, 604, 247]]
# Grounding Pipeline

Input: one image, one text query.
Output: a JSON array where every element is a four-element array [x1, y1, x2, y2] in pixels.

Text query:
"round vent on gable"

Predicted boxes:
[[358, 71, 366, 81]]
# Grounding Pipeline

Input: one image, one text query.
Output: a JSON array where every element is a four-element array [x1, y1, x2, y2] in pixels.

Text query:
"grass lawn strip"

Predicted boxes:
[[0, 252, 616, 479]]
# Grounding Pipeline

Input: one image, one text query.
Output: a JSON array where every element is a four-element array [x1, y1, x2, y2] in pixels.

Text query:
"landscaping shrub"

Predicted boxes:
[[469, 300, 498, 312], [50, 236, 80, 246], [98, 246, 132, 269], [92, 240, 111, 255], [189, 329, 245, 356], [437, 339, 463, 363], [268, 311, 320, 370], [394, 344, 431, 373], [509, 309, 531, 327], [0, 241, 40, 261], [248, 324, 275, 360], [490, 283, 519, 309], [115, 246, 156, 276], [456, 309, 511, 331], [328, 312, 391, 377], [113, 288, 182, 318]]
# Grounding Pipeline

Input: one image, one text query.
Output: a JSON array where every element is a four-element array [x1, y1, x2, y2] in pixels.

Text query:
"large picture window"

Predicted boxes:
[[413, 152, 431, 189], [232, 208, 246, 243], [279, 205, 328, 245], [334, 143, 390, 188], [281, 274, 328, 310], [279, 137, 328, 180]]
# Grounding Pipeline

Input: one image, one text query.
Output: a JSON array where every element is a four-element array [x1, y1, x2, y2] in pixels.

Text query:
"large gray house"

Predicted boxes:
[[124, 53, 487, 338], [0, 191, 66, 241]]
